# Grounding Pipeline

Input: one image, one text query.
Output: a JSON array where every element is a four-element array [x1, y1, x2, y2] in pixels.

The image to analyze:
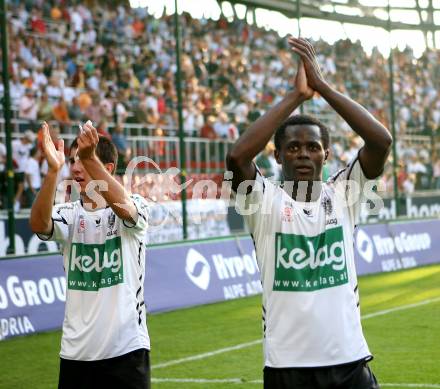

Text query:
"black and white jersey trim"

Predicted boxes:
[[262, 305, 266, 338], [346, 156, 359, 182], [135, 238, 145, 326]]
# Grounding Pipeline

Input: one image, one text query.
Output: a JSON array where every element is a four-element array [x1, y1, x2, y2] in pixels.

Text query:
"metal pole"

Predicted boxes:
[[296, 0, 302, 37], [296, 0, 304, 115], [0, 0, 16, 254], [387, 1, 400, 217], [174, 0, 188, 239]]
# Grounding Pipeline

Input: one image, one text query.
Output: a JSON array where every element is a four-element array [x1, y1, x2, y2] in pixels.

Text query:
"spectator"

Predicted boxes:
[[68, 96, 83, 122], [30, 10, 46, 34], [134, 92, 150, 125], [403, 173, 416, 194], [18, 88, 38, 131], [70, 5, 83, 34], [12, 130, 36, 212], [112, 124, 131, 176], [200, 115, 218, 139], [96, 120, 112, 139], [72, 62, 86, 88], [46, 76, 63, 104], [37, 93, 53, 122], [24, 146, 41, 208], [9, 74, 25, 107], [213, 112, 231, 138], [115, 93, 128, 126], [100, 92, 114, 121], [77, 88, 92, 113], [407, 154, 427, 190], [52, 97, 71, 132], [84, 93, 102, 124]]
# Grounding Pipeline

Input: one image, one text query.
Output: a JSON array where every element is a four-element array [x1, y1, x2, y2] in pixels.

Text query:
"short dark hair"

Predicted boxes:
[[274, 114, 330, 151], [70, 136, 118, 173]]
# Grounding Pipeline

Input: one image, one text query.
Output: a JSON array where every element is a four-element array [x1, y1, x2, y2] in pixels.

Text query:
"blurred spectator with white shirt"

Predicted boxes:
[[12, 130, 36, 212], [24, 147, 41, 208]]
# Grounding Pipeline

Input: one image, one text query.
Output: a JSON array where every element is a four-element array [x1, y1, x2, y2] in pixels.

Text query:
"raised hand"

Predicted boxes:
[[288, 37, 326, 92], [295, 60, 314, 101], [77, 120, 99, 160], [41, 122, 65, 173]]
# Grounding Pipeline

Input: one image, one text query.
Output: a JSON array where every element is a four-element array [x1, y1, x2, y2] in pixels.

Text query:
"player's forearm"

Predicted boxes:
[[227, 91, 305, 167], [81, 156, 136, 221], [29, 170, 58, 233], [318, 82, 392, 151]]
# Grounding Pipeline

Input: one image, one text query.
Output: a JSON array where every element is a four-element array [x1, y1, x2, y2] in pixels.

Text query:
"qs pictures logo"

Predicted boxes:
[[185, 249, 211, 290]]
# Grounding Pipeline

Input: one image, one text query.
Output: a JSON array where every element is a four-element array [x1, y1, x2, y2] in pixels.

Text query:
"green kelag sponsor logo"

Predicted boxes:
[[68, 237, 123, 291], [274, 227, 348, 292]]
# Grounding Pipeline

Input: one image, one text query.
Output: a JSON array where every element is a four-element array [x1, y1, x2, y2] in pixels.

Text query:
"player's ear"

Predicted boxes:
[[274, 149, 281, 164], [324, 149, 329, 163], [104, 162, 116, 175]]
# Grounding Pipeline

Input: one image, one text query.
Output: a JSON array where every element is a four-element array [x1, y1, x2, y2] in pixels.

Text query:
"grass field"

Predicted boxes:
[[1, 264, 440, 389]]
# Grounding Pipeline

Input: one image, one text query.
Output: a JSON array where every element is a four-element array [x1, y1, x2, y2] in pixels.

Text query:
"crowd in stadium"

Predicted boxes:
[[1, 1, 440, 211]]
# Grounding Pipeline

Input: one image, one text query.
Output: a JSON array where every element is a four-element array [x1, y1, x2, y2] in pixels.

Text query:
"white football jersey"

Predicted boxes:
[[39, 194, 150, 361], [241, 154, 374, 367]]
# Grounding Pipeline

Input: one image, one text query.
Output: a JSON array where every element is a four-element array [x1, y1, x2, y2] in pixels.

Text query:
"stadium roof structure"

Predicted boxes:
[[218, 0, 440, 32]]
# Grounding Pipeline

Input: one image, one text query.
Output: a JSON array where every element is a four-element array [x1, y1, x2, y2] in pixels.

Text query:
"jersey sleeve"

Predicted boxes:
[[37, 203, 75, 243], [328, 151, 373, 226], [122, 194, 149, 232]]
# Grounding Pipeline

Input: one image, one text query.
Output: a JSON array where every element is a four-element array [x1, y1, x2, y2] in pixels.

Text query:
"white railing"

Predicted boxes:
[[0, 130, 232, 174]]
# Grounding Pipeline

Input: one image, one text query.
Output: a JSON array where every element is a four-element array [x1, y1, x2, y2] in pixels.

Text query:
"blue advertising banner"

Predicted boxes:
[[0, 256, 66, 340], [0, 236, 260, 341], [354, 220, 440, 274], [145, 237, 260, 313]]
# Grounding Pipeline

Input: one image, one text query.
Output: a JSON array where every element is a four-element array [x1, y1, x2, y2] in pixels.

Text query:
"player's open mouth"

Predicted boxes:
[[74, 178, 85, 183]]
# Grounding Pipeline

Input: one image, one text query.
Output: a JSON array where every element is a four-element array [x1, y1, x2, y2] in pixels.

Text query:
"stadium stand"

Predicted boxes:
[[0, 1, 439, 209]]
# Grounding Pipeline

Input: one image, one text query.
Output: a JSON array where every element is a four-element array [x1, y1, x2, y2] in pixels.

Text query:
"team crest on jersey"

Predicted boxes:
[[282, 206, 293, 222], [322, 196, 338, 225], [273, 226, 348, 292], [107, 213, 118, 237], [108, 213, 116, 228], [321, 196, 333, 216], [78, 215, 86, 233]]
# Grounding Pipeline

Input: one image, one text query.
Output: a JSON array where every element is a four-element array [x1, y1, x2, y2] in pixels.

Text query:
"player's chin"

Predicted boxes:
[[293, 173, 315, 182]]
